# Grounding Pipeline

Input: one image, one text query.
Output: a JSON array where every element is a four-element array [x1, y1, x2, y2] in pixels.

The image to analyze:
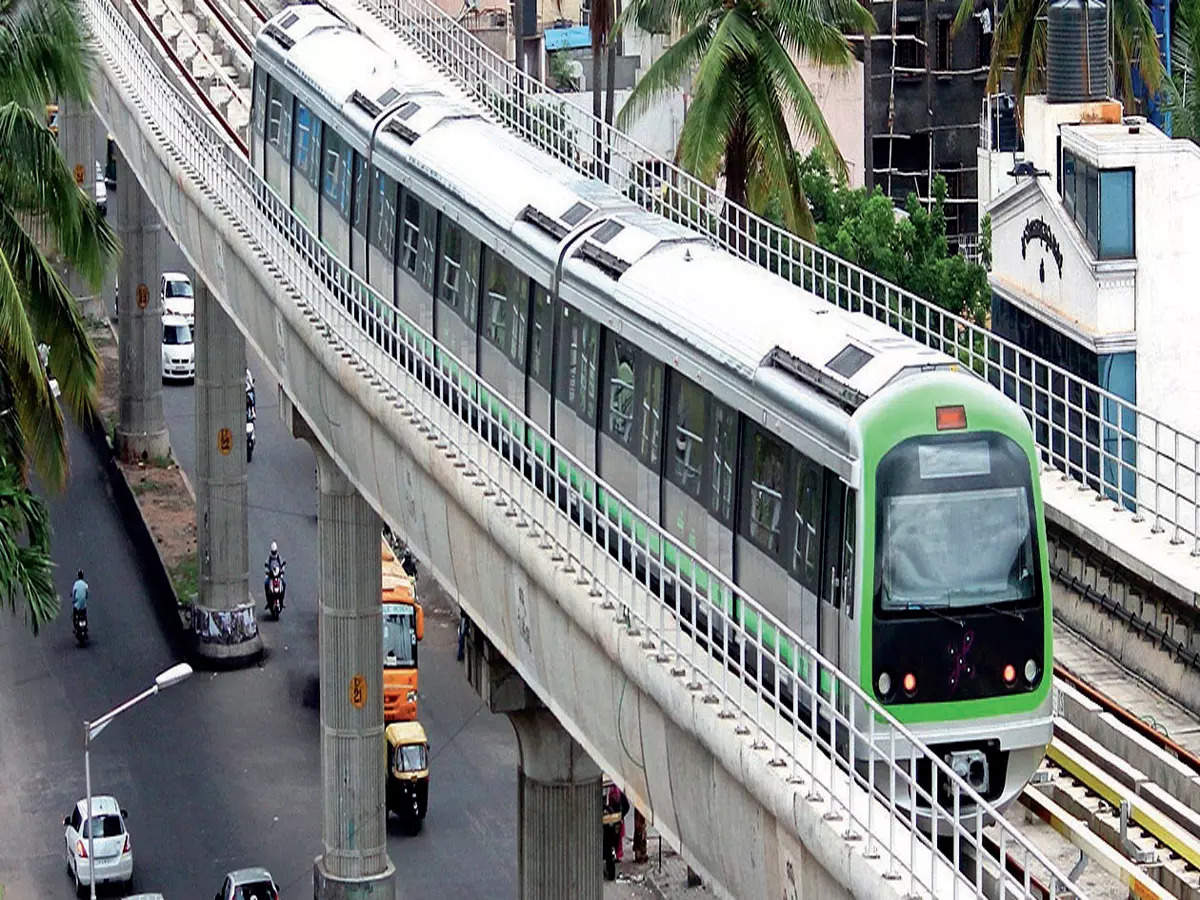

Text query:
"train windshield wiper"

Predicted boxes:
[[979, 602, 1024, 622], [901, 601, 965, 629]]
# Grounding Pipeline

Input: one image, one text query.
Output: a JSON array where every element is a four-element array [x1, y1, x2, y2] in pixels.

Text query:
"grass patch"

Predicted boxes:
[[170, 552, 198, 607]]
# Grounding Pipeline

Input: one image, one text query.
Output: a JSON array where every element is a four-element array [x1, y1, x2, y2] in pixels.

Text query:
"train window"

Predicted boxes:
[[438, 219, 481, 328], [744, 425, 788, 557], [668, 373, 707, 499], [529, 285, 554, 390], [368, 168, 397, 257], [350, 154, 367, 236], [321, 129, 352, 220], [482, 249, 527, 368], [640, 360, 664, 466], [293, 103, 322, 190], [710, 401, 736, 523], [792, 454, 823, 592], [266, 79, 291, 161], [557, 304, 599, 422], [603, 335, 638, 447], [399, 192, 421, 274]]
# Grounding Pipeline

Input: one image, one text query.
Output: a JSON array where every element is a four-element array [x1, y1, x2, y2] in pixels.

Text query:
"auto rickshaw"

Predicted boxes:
[[385, 721, 429, 832]]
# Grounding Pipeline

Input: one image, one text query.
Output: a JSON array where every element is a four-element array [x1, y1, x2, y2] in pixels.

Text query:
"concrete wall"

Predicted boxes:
[[788, 55, 865, 188], [86, 28, 937, 900]]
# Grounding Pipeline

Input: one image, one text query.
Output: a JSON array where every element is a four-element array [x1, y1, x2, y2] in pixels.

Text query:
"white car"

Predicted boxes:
[[62, 795, 133, 895], [161, 314, 195, 381], [160, 271, 194, 320]]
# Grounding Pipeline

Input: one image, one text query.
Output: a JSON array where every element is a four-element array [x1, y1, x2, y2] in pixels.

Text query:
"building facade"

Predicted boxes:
[[983, 95, 1200, 504]]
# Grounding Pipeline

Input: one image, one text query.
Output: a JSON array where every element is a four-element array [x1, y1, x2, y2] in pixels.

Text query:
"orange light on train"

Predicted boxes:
[[935, 405, 967, 431]]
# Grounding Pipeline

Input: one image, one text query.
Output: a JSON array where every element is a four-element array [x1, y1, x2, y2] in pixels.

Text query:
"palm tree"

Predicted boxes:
[[1165, 0, 1200, 138], [954, 0, 1165, 129], [616, 0, 873, 240], [0, 0, 120, 633], [0, 0, 118, 489]]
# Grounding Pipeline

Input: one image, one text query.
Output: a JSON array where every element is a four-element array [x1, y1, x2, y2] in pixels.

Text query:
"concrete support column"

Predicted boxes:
[[192, 281, 261, 663], [465, 630, 602, 899], [286, 403, 394, 898], [113, 147, 170, 462], [57, 98, 104, 319]]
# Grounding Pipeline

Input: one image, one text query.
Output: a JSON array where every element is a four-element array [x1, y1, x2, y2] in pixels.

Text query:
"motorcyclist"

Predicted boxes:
[[264, 542, 285, 608], [71, 570, 89, 613]]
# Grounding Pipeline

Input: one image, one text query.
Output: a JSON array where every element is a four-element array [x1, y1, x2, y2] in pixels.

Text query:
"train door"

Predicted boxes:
[[818, 472, 846, 693]]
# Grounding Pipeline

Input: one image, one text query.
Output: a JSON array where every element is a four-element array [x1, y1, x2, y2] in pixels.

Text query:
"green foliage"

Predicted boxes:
[[170, 552, 198, 608], [770, 152, 991, 324], [0, 462, 57, 635], [1165, 0, 1200, 139], [547, 52, 579, 92]]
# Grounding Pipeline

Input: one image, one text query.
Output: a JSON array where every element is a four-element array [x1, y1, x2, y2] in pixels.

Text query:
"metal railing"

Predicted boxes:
[[358, 0, 1200, 559], [83, 0, 1087, 894]]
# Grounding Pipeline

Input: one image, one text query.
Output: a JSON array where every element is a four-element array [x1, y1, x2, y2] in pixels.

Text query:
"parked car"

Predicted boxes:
[[62, 795, 133, 895], [215, 867, 279, 900], [161, 314, 195, 382], [160, 271, 194, 320]]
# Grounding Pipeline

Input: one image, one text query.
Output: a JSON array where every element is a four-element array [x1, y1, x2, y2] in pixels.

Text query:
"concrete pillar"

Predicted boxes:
[[465, 629, 602, 899], [113, 147, 170, 462], [192, 281, 261, 663], [57, 98, 104, 320], [286, 403, 394, 898]]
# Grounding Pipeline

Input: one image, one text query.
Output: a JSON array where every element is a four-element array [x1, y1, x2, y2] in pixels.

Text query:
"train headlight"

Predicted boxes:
[[877, 671, 892, 697], [1024, 658, 1039, 684]]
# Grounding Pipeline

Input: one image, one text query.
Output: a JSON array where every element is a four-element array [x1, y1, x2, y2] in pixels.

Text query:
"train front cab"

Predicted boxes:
[[856, 373, 1053, 821]]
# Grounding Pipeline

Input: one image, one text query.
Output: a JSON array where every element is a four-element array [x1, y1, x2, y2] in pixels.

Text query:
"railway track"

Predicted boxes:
[[1013, 668, 1200, 899]]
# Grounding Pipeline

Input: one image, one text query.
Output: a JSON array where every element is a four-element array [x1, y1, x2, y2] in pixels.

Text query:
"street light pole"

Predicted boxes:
[[82, 663, 192, 899]]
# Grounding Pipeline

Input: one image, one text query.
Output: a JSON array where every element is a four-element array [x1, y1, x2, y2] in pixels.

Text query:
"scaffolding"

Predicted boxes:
[[870, 0, 992, 234]]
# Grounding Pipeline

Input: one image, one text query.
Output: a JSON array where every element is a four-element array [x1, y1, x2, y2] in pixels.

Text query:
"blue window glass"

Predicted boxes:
[[1099, 169, 1134, 258]]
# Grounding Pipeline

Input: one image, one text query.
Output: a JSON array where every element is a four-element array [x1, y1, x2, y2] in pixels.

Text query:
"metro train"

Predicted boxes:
[[251, 4, 1052, 811]]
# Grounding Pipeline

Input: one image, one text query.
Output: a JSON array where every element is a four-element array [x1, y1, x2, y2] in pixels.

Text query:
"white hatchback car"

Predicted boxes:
[[161, 314, 196, 381], [161, 271, 194, 320], [63, 795, 133, 895]]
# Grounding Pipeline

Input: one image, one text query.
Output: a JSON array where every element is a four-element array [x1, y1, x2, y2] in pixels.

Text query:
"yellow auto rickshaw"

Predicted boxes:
[[385, 721, 429, 832]]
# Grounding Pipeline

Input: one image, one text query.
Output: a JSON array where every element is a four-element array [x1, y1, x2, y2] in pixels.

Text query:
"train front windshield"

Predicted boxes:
[[875, 433, 1038, 612]]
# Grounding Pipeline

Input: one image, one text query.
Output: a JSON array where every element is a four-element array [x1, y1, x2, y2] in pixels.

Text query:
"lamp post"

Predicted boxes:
[[83, 662, 192, 899]]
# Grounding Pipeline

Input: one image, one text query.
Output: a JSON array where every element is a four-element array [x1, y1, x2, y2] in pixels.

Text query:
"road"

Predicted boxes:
[[0, 352, 518, 898]]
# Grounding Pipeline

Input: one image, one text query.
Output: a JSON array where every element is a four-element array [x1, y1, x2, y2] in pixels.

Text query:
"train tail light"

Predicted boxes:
[[902, 672, 917, 696], [1002, 663, 1017, 686]]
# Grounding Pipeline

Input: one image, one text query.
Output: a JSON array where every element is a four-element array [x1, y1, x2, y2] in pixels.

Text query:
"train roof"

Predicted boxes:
[[257, 5, 964, 435]]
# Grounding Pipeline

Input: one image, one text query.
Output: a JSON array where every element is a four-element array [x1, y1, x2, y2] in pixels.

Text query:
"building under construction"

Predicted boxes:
[[863, 0, 998, 236]]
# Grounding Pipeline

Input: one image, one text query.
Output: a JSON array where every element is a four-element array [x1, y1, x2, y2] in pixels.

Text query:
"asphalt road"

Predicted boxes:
[[0, 344, 518, 898]]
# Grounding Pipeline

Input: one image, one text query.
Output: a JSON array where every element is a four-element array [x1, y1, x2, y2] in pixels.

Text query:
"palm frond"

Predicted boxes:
[[617, 20, 713, 128], [0, 0, 91, 108], [1111, 0, 1165, 94], [743, 52, 817, 238], [0, 243, 66, 486], [0, 104, 120, 290], [0, 456, 57, 635], [677, 55, 742, 179], [0, 202, 99, 429]]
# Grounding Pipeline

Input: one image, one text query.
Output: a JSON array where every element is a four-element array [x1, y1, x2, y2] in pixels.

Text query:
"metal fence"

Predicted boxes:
[[83, 0, 1087, 894], [359, 0, 1200, 557]]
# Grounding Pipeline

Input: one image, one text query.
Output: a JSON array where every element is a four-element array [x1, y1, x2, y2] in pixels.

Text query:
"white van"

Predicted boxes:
[[161, 315, 195, 381], [160, 272, 194, 320]]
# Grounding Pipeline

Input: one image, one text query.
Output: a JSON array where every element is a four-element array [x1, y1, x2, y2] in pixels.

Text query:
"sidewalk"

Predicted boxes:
[[604, 825, 714, 900]]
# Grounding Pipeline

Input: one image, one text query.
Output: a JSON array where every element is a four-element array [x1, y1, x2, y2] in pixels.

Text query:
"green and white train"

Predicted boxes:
[[253, 4, 1052, 811]]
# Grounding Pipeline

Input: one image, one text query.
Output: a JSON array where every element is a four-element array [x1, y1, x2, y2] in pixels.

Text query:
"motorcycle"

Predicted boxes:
[[72, 608, 89, 647], [264, 558, 286, 619]]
